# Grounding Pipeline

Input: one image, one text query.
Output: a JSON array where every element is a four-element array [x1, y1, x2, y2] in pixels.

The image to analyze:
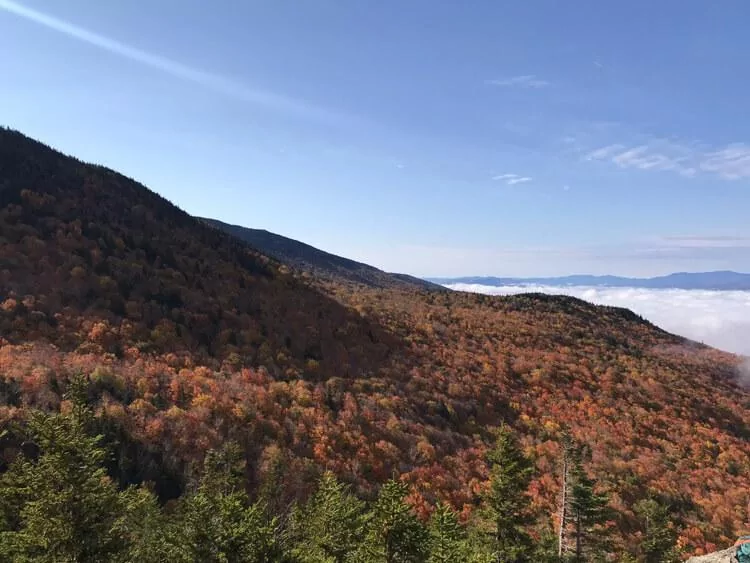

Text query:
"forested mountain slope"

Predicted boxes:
[[0, 129, 748, 558], [202, 217, 440, 291], [0, 127, 394, 377]]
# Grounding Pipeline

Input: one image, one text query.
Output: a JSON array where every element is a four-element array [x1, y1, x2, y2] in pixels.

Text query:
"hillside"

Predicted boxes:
[[431, 271, 750, 290], [0, 129, 749, 558], [0, 127, 394, 377], [202, 217, 439, 291]]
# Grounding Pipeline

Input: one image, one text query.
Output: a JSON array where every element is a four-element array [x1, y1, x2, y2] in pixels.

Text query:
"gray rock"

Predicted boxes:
[[686, 547, 738, 563]]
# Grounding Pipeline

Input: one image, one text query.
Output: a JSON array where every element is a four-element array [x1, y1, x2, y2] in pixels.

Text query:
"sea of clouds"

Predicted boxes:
[[445, 284, 750, 357]]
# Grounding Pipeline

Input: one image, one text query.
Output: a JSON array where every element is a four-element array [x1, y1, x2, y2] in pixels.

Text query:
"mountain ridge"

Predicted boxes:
[[430, 270, 750, 290], [201, 217, 441, 291], [0, 126, 395, 375]]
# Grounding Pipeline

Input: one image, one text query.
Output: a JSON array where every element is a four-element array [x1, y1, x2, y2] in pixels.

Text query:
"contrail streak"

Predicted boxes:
[[0, 0, 345, 123]]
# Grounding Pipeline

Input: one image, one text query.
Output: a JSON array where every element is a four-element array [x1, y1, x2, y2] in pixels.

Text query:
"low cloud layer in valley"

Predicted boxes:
[[446, 284, 750, 357]]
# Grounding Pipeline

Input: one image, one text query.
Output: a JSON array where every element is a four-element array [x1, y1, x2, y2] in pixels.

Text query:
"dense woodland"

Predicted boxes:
[[0, 128, 749, 560], [0, 128, 394, 375], [201, 218, 438, 291], [3, 380, 624, 562]]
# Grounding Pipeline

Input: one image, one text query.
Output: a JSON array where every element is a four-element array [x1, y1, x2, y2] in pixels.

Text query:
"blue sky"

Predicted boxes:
[[2, 0, 750, 277]]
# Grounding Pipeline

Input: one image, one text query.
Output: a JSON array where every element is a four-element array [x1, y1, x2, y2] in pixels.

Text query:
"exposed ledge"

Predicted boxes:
[[686, 547, 738, 563]]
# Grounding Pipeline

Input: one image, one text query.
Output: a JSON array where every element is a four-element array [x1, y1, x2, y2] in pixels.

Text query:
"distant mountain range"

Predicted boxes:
[[194, 223, 750, 293], [202, 218, 442, 291], [429, 271, 750, 290]]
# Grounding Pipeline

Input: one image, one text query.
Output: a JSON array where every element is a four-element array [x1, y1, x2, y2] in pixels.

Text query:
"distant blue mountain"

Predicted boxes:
[[428, 271, 750, 290]]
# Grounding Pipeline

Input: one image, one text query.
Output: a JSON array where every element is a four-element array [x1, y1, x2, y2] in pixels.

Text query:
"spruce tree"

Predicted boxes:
[[427, 502, 469, 563], [533, 526, 563, 563], [176, 443, 281, 562], [633, 498, 680, 563], [117, 485, 187, 563], [483, 425, 534, 563], [0, 377, 127, 562], [568, 452, 610, 562], [353, 479, 428, 563], [287, 470, 368, 563]]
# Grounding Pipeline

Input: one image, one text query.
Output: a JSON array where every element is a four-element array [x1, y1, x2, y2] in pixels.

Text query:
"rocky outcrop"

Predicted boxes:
[[686, 547, 738, 562]]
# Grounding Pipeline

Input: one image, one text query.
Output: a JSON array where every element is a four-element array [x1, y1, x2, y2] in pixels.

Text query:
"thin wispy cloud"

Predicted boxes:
[[486, 75, 550, 88], [507, 176, 532, 185], [492, 173, 532, 185], [661, 235, 750, 248], [584, 138, 750, 181], [0, 0, 344, 124], [591, 235, 750, 262], [701, 144, 750, 180]]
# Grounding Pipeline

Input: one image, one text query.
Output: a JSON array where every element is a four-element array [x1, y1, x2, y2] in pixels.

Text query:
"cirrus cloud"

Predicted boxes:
[[492, 173, 532, 185], [585, 139, 750, 181], [486, 75, 550, 89], [0, 0, 347, 125]]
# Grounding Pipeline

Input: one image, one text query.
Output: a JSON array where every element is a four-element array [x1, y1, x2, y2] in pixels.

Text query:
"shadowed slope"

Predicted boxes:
[[0, 127, 396, 377], [202, 217, 441, 291]]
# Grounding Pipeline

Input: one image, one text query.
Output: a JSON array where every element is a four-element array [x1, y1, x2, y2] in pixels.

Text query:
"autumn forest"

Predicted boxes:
[[0, 128, 748, 561]]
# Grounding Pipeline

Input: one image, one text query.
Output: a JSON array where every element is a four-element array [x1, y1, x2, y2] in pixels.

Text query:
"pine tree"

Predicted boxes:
[[533, 525, 563, 563], [176, 443, 281, 562], [0, 376, 127, 562], [117, 485, 187, 563], [287, 470, 368, 563], [482, 425, 534, 563], [633, 498, 680, 563], [568, 451, 610, 562], [427, 502, 469, 563], [353, 479, 428, 563], [256, 443, 297, 529]]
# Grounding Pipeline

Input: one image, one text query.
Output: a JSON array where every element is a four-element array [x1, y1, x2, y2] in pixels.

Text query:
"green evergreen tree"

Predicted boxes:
[[533, 526, 563, 563], [256, 444, 297, 533], [463, 516, 498, 563], [568, 453, 610, 562], [179, 491, 277, 563], [353, 479, 428, 563], [116, 485, 187, 563], [427, 502, 470, 563], [287, 470, 368, 563], [174, 442, 282, 563], [633, 498, 680, 563], [483, 425, 534, 563], [0, 377, 128, 562]]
